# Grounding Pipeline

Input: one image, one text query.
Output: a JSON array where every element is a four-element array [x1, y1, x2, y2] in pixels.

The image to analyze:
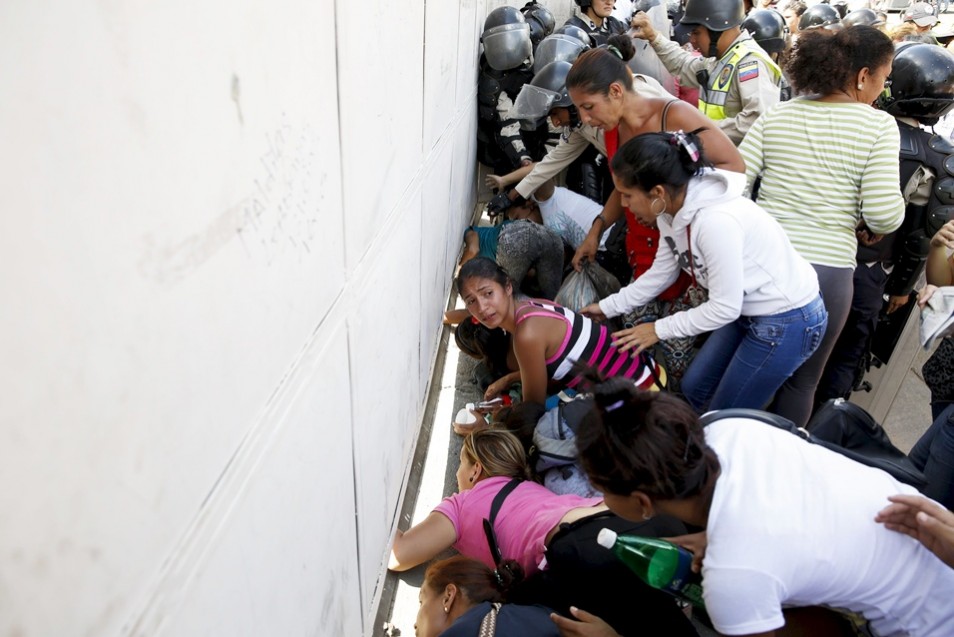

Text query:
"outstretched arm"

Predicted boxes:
[[572, 190, 624, 271], [389, 511, 457, 572]]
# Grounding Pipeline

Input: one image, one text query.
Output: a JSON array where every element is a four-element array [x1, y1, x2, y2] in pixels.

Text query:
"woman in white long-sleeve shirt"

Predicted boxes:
[[581, 130, 827, 412]]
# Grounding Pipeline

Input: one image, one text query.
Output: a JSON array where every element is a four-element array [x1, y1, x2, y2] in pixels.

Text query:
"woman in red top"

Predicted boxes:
[[566, 34, 743, 387]]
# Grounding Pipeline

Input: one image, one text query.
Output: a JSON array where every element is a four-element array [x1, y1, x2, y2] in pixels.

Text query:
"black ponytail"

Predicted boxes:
[[574, 371, 719, 500]]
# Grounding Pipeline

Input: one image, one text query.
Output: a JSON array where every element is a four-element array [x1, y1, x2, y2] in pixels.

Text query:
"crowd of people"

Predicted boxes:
[[394, 0, 954, 634]]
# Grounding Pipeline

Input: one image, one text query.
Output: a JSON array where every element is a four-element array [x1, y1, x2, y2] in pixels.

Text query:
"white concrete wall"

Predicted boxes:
[[0, 1, 576, 635]]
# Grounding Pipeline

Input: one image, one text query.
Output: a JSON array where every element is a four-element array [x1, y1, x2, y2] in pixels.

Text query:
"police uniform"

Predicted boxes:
[[564, 12, 627, 46], [477, 54, 559, 174], [647, 31, 781, 144]]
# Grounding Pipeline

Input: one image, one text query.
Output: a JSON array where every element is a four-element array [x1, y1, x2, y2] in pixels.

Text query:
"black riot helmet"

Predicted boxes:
[[554, 23, 594, 48], [481, 6, 533, 71], [533, 33, 587, 73], [681, 0, 745, 58], [575, 0, 594, 10], [742, 9, 789, 54], [680, 0, 746, 32], [509, 61, 578, 126], [799, 3, 840, 30], [878, 43, 954, 126], [830, 0, 849, 19], [841, 7, 885, 27], [521, 2, 556, 48]]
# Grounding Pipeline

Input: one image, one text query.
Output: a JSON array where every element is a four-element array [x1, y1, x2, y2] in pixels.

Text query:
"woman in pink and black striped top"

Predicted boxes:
[[458, 257, 663, 404]]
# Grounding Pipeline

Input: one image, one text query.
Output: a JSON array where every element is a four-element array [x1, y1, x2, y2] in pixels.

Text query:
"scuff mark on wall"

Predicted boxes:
[[231, 74, 244, 126]]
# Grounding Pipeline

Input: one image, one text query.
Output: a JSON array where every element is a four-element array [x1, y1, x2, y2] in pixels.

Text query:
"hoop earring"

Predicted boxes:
[[650, 198, 668, 216]]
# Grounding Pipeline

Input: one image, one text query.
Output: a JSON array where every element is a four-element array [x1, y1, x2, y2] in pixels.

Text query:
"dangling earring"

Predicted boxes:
[[650, 198, 668, 216]]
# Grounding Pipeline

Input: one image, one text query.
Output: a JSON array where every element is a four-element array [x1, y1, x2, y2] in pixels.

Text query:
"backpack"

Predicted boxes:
[[700, 400, 926, 489], [531, 398, 592, 473]]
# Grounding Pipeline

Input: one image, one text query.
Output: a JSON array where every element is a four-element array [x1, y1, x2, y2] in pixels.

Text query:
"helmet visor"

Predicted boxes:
[[509, 84, 561, 121]]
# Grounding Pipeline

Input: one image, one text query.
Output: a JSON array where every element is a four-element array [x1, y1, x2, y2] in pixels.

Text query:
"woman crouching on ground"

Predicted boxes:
[[457, 257, 664, 404], [564, 379, 954, 636], [581, 130, 827, 411]]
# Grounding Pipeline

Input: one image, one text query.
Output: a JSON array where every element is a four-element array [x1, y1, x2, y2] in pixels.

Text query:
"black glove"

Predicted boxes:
[[487, 192, 514, 218]]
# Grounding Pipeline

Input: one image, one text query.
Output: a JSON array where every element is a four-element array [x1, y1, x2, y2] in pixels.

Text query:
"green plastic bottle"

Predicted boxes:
[[597, 527, 706, 609]]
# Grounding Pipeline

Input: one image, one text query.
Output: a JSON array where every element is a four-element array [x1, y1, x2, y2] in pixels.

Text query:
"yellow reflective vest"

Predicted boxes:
[[699, 39, 782, 121]]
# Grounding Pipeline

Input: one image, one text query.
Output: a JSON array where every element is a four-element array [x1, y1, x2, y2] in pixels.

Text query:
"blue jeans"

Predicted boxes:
[[682, 295, 828, 412], [909, 403, 954, 509]]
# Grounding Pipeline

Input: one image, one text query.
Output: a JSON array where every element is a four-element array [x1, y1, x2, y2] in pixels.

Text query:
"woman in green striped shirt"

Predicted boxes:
[[739, 25, 904, 426]]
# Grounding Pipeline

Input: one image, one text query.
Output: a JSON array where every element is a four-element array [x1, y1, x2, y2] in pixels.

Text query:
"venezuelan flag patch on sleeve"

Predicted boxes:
[[738, 60, 759, 82]]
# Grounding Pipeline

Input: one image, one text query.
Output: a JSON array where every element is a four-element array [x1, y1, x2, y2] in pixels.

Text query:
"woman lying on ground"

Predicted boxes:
[[390, 429, 697, 636], [581, 130, 826, 411], [568, 378, 954, 637], [457, 257, 664, 404]]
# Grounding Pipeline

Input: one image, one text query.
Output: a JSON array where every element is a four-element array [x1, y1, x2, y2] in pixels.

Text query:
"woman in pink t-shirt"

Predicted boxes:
[[389, 429, 697, 636]]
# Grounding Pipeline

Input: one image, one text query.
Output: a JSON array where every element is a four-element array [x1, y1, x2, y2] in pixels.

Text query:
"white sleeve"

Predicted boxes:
[[515, 129, 590, 198], [654, 214, 744, 340], [598, 241, 680, 318], [703, 566, 787, 635]]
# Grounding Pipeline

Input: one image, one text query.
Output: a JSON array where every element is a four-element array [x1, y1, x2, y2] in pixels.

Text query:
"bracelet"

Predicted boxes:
[[593, 214, 607, 228]]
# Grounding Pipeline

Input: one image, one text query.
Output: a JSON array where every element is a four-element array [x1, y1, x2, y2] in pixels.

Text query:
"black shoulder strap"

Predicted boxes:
[[483, 478, 522, 567], [701, 407, 927, 488], [699, 408, 804, 438]]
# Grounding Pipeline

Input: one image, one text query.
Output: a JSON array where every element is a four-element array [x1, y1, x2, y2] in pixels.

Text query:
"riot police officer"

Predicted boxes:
[[817, 42, 954, 404], [631, 0, 782, 144], [477, 7, 548, 175], [742, 8, 793, 99], [565, 0, 627, 46], [520, 2, 556, 51], [841, 7, 885, 28], [798, 3, 841, 31]]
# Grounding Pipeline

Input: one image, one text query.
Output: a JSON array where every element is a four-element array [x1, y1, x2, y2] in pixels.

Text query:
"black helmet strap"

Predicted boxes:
[[707, 28, 720, 59], [568, 105, 581, 129]]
